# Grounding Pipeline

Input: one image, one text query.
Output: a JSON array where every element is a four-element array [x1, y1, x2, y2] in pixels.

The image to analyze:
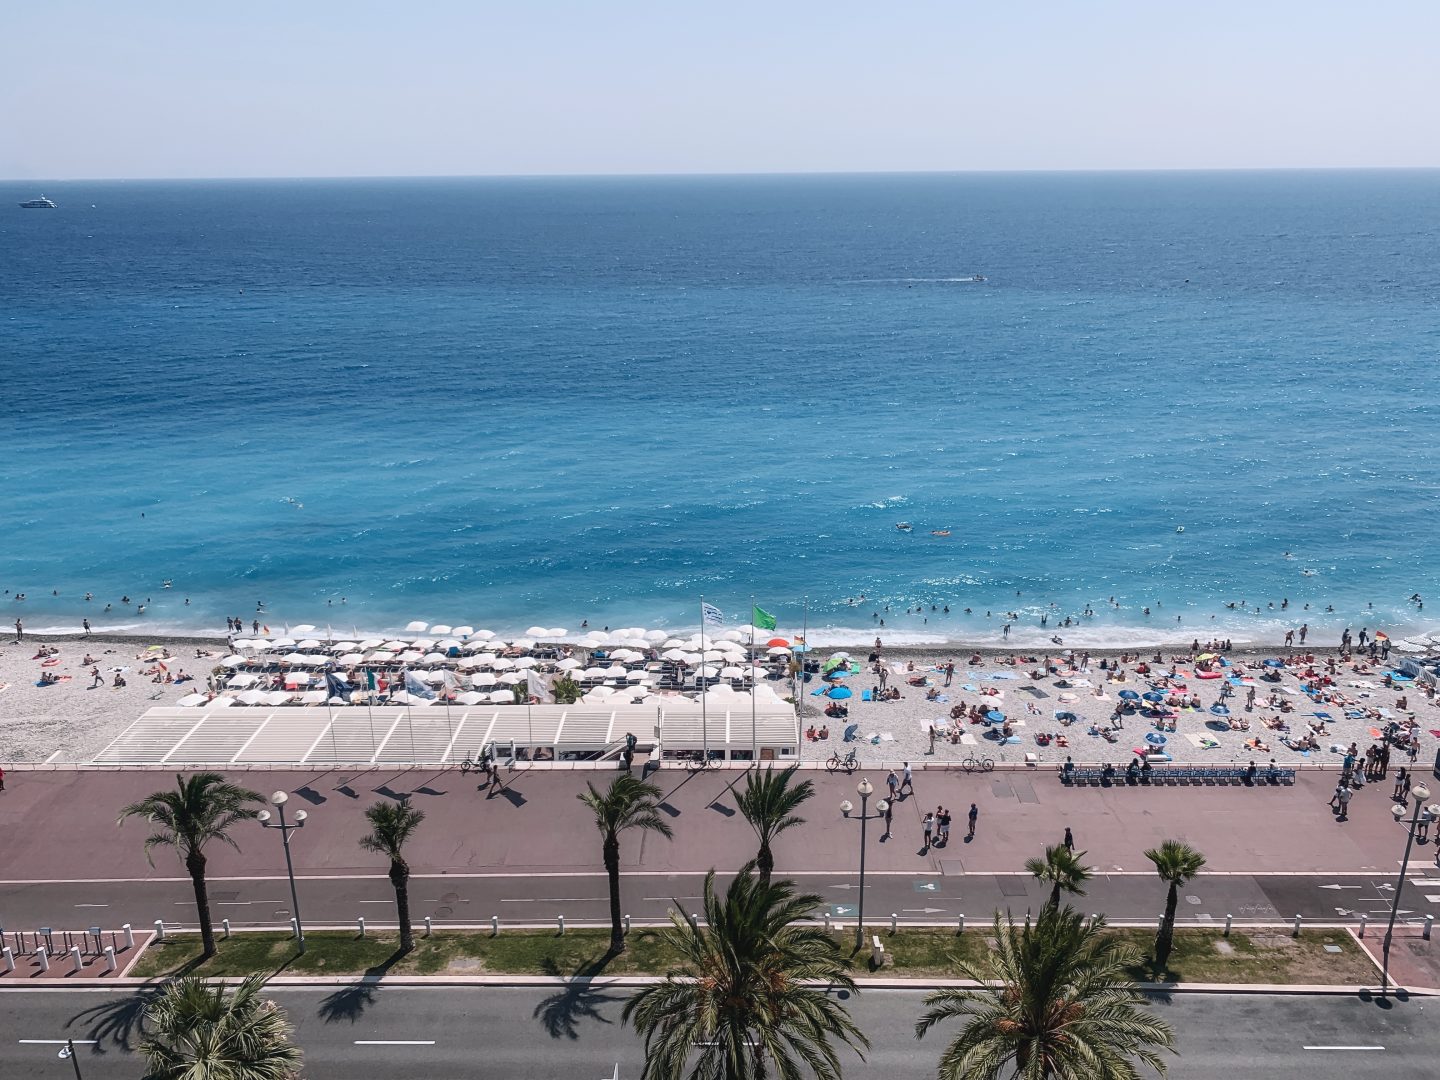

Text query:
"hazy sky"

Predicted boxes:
[[5, 0, 1438, 179]]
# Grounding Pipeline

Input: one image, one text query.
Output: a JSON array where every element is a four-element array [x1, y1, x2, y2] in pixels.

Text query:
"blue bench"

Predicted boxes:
[[1060, 764, 1296, 787]]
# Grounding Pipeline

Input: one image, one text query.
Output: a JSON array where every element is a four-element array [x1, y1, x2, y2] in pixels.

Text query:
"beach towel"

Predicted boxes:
[[861, 690, 872, 701], [933, 694, 949, 703], [1313, 711, 1333, 720], [810, 687, 827, 696], [962, 684, 978, 693]]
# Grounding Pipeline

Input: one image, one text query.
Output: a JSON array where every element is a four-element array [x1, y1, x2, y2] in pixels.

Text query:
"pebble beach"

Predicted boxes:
[[2, 629, 1435, 770]]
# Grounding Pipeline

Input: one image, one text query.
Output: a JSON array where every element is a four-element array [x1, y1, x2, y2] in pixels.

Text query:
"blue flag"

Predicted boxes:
[[325, 671, 351, 702], [404, 669, 437, 699]]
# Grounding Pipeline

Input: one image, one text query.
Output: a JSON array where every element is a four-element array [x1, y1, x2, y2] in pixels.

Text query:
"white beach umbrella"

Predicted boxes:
[[299, 690, 327, 704], [497, 671, 524, 685], [271, 637, 296, 648], [421, 670, 447, 684], [297, 639, 323, 650], [473, 653, 500, 667], [512, 638, 536, 650], [698, 665, 720, 678], [720, 630, 744, 642], [177, 693, 208, 707], [220, 655, 248, 667], [457, 691, 486, 705], [456, 655, 483, 669], [720, 665, 745, 678], [366, 650, 395, 662], [398, 650, 424, 663], [237, 690, 268, 705], [547, 627, 567, 637], [338, 652, 365, 665], [488, 689, 515, 703], [583, 687, 615, 703], [513, 656, 539, 669], [470, 629, 496, 640], [452, 625, 475, 638], [525, 626, 549, 637], [767, 646, 791, 656], [209, 695, 236, 708], [644, 630, 669, 642], [421, 652, 448, 664], [405, 621, 429, 632], [291, 624, 317, 634], [491, 657, 516, 671], [662, 639, 687, 649], [228, 672, 258, 687], [556, 657, 582, 671], [411, 638, 436, 650], [680, 652, 703, 665], [359, 638, 385, 649], [625, 670, 650, 683], [436, 638, 462, 650], [429, 624, 453, 635]]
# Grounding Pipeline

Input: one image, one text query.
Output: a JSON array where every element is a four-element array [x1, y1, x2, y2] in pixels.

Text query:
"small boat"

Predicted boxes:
[[895, 522, 913, 532], [931, 529, 951, 537], [20, 195, 57, 209]]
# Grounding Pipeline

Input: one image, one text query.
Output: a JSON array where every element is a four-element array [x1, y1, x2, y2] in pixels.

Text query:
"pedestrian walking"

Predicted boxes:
[[928, 724, 937, 755], [900, 761, 913, 797], [967, 802, 978, 839], [0, 765, 5, 791], [1062, 827, 1074, 853], [1394, 767, 1411, 801], [1330, 783, 1346, 813], [1418, 806, 1434, 844], [881, 800, 893, 840], [1337, 785, 1353, 821], [932, 804, 944, 846], [886, 769, 899, 802], [922, 811, 934, 849]]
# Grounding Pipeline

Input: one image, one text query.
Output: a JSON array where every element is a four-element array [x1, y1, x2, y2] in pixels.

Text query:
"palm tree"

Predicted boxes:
[[734, 764, 815, 885], [1025, 843, 1092, 909], [624, 867, 869, 1080], [118, 772, 264, 958], [1145, 840, 1207, 971], [140, 973, 302, 1080], [358, 800, 426, 953], [915, 907, 1175, 1080], [578, 774, 673, 953]]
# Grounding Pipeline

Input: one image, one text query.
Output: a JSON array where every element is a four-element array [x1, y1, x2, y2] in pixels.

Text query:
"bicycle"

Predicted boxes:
[[685, 751, 718, 772], [460, 755, 497, 782], [826, 748, 858, 774], [961, 754, 994, 773]]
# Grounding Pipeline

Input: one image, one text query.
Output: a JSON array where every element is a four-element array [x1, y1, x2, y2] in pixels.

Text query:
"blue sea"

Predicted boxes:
[[3, 171, 1439, 648]]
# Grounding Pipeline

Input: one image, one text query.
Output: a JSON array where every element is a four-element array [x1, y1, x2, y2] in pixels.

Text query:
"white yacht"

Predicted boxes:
[[20, 195, 57, 208]]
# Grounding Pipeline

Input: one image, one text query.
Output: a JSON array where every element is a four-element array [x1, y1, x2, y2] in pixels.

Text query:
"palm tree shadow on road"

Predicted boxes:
[[68, 986, 164, 1055], [316, 949, 407, 1024], [533, 953, 627, 1040]]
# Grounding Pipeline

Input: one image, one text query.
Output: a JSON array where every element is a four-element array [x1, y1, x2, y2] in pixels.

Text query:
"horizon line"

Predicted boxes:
[[5, 164, 1440, 184]]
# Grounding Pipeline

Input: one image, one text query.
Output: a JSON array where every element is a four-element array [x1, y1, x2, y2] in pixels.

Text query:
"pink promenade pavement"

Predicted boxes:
[[0, 763, 1430, 883]]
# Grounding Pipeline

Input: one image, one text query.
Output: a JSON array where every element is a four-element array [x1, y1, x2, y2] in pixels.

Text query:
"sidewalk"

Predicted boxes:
[[1, 764, 1430, 882]]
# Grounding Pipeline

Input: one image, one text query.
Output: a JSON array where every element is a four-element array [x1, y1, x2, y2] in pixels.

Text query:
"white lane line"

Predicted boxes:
[[498, 897, 607, 903], [357, 900, 393, 904], [73, 904, 108, 908], [19, 1040, 99, 1045], [354, 1040, 436, 1046], [1302, 1045, 1384, 1051]]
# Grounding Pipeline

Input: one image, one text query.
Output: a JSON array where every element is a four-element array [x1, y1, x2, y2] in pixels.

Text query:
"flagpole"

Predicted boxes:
[[749, 594, 757, 763], [699, 597, 708, 764]]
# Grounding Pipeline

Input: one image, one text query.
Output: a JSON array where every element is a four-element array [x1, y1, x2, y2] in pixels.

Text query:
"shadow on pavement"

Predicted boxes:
[[317, 950, 406, 1024], [69, 985, 164, 1054], [533, 953, 627, 1040]]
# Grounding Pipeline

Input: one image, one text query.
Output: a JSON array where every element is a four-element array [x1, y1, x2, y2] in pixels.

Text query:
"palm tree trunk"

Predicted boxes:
[[1155, 882, 1179, 968], [757, 841, 773, 886], [186, 849, 215, 958], [391, 860, 413, 952], [604, 834, 624, 954], [1050, 881, 1062, 909]]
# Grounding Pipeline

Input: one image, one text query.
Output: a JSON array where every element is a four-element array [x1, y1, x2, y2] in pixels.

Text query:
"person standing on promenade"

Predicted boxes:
[[901, 761, 913, 798], [922, 811, 934, 850], [881, 799, 893, 841], [1394, 767, 1411, 801], [1062, 827, 1074, 853], [1337, 784, 1353, 821], [887, 769, 899, 802], [0, 765, 6, 791], [967, 802, 979, 840], [938, 807, 951, 846]]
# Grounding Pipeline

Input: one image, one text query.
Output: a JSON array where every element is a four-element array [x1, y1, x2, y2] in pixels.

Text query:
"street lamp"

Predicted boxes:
[[257, 791, 308, 954], [1381, 781, 1436, 993], [839, 776, 889, 951]]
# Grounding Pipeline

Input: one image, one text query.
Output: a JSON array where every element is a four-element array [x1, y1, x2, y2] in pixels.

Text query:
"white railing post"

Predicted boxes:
[[36, 947, 49, 973], [122, 923, 135, 950], [104, 946, 117, 974], [490, 915, 499, 936], [557, 915, 565, 935], [424, 916, 433, 938], [1358, 913, 1367, 938], [1, 947, 13, 974], [1224, 914, 1232, 937], [957, 914, 965, 934], [222, 918, 231, 940], [153, 920, 166, 943], [357, 916, 366, 938], [69, 946, 83, 974], [1292, 914, 1302, 938]]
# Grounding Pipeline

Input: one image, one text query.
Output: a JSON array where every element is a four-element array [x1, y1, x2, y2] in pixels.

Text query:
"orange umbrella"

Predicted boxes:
[[767, 637, 790, 648]]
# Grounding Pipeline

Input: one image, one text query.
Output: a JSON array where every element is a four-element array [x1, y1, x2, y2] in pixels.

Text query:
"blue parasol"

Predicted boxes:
[[1263, 659, 1285, 669], [1142, 691, 1166, 702], [828, 685, 853, 700], [1118, 689, 1140, 700], [1210, 704, 1230, 715], [985, 710, 1005, 723]]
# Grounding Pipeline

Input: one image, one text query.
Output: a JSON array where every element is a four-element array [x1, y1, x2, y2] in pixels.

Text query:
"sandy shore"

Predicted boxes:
[[1, 632, 1434, 768], [795, 648, 1438, 770]]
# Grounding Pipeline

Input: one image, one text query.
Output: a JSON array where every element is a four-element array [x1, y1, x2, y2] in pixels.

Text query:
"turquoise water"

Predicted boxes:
[[3, 172, 1438, 646]]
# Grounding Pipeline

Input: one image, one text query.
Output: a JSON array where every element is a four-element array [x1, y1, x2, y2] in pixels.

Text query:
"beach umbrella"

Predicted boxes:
[[662, 639, 687, 649], [457, 691, 486, 705], [220, 655, 248, 667], [436, 638, 462, 650], [1118, 689, 1140, 700], [767, 637, 790, 648], [1143, 691, 1166, 703], [366, 650, 395, 662], [421, 670, 447, 684], [237, 690, 268, 705], [720, 665, 745, 678], [766, 646, 791, 657], [556, 657, 582, 671], [271, 637, 296, 648], [330, 641, 359, 652], [511, 638, 537, 651], [335, 652, 363, 665], [405, 621, 428, 632], [1263, 659, 1285, 669], [513, 656, 540, 669], [420, 652, 448, 664], [297, 639, 323, 650], [491, 657, 516, 671], [644, 630, 668, 642], [291, 624, 317, 634], [547, 627, 567, 637], [208, 696, 236, 708], [828, 686, 853, 700], [488, 689, 514, 704], [359, 638, 385, 649], [495, 671, 525, 685], [986, 710, 1005, 722], [470, 629, 496, 640], [452, 626, 475, 638], [1210, 704, 1230, 716], [525, 626, 549, 637], [299, 690, 327, 704], [228, 672, 258, 687], [429, 624, 453, 635], [410, 637, 436, 650], [626, 670, 651, 683], [382, 640, 409, 651], [831, 651, 852, 660], [582, 666, 609, 680], [177, 693, 208, 707]]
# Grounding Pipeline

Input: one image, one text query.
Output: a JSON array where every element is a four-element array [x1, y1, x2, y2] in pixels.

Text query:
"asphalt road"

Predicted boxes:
[[5, 867, 1440, 937], [0, 986, 1435, 1079]]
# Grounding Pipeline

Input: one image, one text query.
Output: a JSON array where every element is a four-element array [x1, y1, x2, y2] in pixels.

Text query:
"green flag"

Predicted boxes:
[[752, 605, 777, 632]]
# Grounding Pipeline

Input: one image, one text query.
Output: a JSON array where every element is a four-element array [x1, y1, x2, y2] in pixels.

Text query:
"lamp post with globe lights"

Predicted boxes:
[[839, 776, 889, 951], [1382, 780, 1436, 994], [257, 791, 308, 954]]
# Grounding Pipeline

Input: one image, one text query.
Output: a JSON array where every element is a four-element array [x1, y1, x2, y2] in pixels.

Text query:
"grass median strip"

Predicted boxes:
[[131, 925, 1375, 986]]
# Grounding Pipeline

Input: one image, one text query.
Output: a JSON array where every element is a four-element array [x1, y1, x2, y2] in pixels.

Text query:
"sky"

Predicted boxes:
[[4, 0, 1438, 179]]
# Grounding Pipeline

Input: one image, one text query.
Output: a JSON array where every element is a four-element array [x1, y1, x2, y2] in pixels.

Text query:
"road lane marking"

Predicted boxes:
[[498, 897, 607, 903], [354, 1040, 436, 1046], [1307, 1042, 1382, 1054], [73, 904, 108, 908], [19, 1040, 99, 1045]]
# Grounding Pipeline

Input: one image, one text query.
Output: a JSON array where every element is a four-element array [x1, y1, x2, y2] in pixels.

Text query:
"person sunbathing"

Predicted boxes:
[[925, 686, 941, 701], [817, 725, 829, 739], [1244, 736, 1271, 752], [806, 725, 817, 741]]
